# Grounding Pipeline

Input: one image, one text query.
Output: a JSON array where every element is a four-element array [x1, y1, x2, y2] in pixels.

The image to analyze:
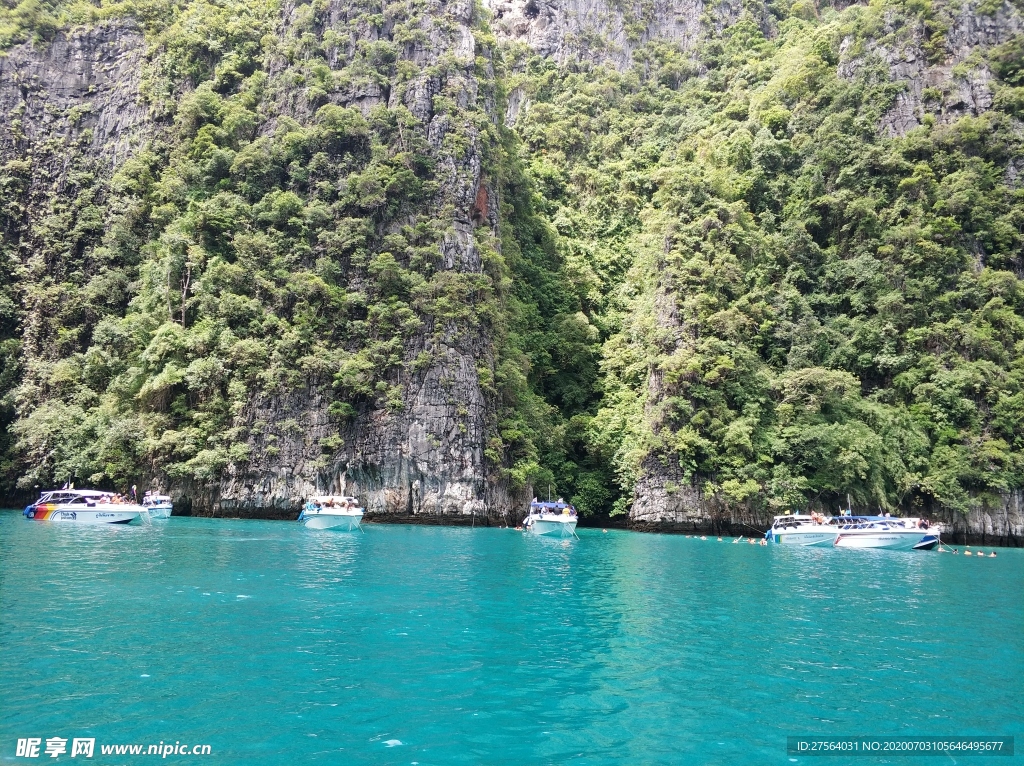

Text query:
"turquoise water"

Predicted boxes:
[[1, 512, 1021, 765]]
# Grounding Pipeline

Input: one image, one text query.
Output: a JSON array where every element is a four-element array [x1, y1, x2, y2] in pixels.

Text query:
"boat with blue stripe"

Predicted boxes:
[[766, 512, 940, 551]]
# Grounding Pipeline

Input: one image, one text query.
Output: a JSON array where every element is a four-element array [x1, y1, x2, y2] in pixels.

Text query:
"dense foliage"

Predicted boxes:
[[2, 0, 528, 488], [2, 0, 1022, 517], [508, 3, 1024, 514]]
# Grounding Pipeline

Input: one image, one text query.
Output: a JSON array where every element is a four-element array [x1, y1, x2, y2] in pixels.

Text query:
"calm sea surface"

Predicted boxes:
[[1, 512, 1021, 764]]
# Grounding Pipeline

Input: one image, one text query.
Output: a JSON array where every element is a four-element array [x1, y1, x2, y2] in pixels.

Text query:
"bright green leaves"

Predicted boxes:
[[507, 0, 1024, 517], [0, 0, 59, 49]]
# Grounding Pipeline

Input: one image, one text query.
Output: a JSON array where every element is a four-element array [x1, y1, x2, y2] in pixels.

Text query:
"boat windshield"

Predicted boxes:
[[39, 490, 111, 504], [772, 515, 817, 528], [530, 502, 577, 515]]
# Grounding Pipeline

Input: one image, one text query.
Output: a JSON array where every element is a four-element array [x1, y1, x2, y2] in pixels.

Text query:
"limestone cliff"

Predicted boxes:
[[621, 0, 1024, 543], [0, 1, 526, 521], [0, 23, 151, 171], [630, 456, 1024, 546], [837, 0, 1022, 136], [190, 0, 523, 520], [2, 0, 1023, 543], [484, 0, 708, 66]]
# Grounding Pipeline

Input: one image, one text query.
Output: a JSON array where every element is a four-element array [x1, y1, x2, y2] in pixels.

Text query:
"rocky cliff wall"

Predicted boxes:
[[482, 0, 752, 66], [0, 21, 155, 340], [0, 1, 531, 521], [838, 0, 1022, 137], [4, 0, 1024, 536], [192, 343, 522, 522], [186, 0, 527, 521], [0, 23, 152, 171], [623, 0, 1024, 546], [485, 0, 701, 66], [630, 457, 1024, 545]]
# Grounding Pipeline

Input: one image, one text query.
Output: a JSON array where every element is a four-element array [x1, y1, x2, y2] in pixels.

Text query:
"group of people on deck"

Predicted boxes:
[[530, 498, 578, 516], [98, 485, 138, 504]]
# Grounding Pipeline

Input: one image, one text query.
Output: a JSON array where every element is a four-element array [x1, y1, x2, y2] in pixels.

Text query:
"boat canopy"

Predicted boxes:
[[40, 489, 110, 498], [775, 513, 906, 523], [530, 501, 574, 510]]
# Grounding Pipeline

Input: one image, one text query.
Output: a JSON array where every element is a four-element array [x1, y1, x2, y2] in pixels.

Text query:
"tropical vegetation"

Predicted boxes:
[[2, 0, 1022, 517]]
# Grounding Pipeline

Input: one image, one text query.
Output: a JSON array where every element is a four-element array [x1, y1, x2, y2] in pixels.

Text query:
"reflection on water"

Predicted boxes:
[[294, 529, 364, 587], [0, 513, 1021, 765]]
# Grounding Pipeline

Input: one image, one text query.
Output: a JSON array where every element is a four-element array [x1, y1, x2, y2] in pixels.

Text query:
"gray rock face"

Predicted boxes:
[[5, 0, 1023, 536], [837, 0, 1022, 137], [0, 23, 152, 171], [203, 341, 521, 522], [628, 1, 1024, 545], [483, 0, 710, 66], [936, 491, 1024, 546], [0, 23, 156, 365]]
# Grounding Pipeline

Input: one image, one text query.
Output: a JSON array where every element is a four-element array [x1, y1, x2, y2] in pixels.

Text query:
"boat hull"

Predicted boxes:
[[771, 530, 838, 546], [144, 505, 172, 519], [302, 511, 363, 531], [834, 531, 940, 550], [25, 506, 141, 524], [528, 519, 577, 538]]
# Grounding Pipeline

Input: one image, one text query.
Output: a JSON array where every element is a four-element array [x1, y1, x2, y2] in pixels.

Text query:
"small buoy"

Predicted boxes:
[[965, 550, 972, 556], [990, 552, 997, 557]]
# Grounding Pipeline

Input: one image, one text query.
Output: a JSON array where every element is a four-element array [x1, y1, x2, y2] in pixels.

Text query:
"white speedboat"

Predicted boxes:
[[299, 495, 364, 531], [23, 489, 143, 524], [142, 493, 173, 518], [523, 501, 578, 538], [832, 516, 940, 550], [766, 514, 839, 546]]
